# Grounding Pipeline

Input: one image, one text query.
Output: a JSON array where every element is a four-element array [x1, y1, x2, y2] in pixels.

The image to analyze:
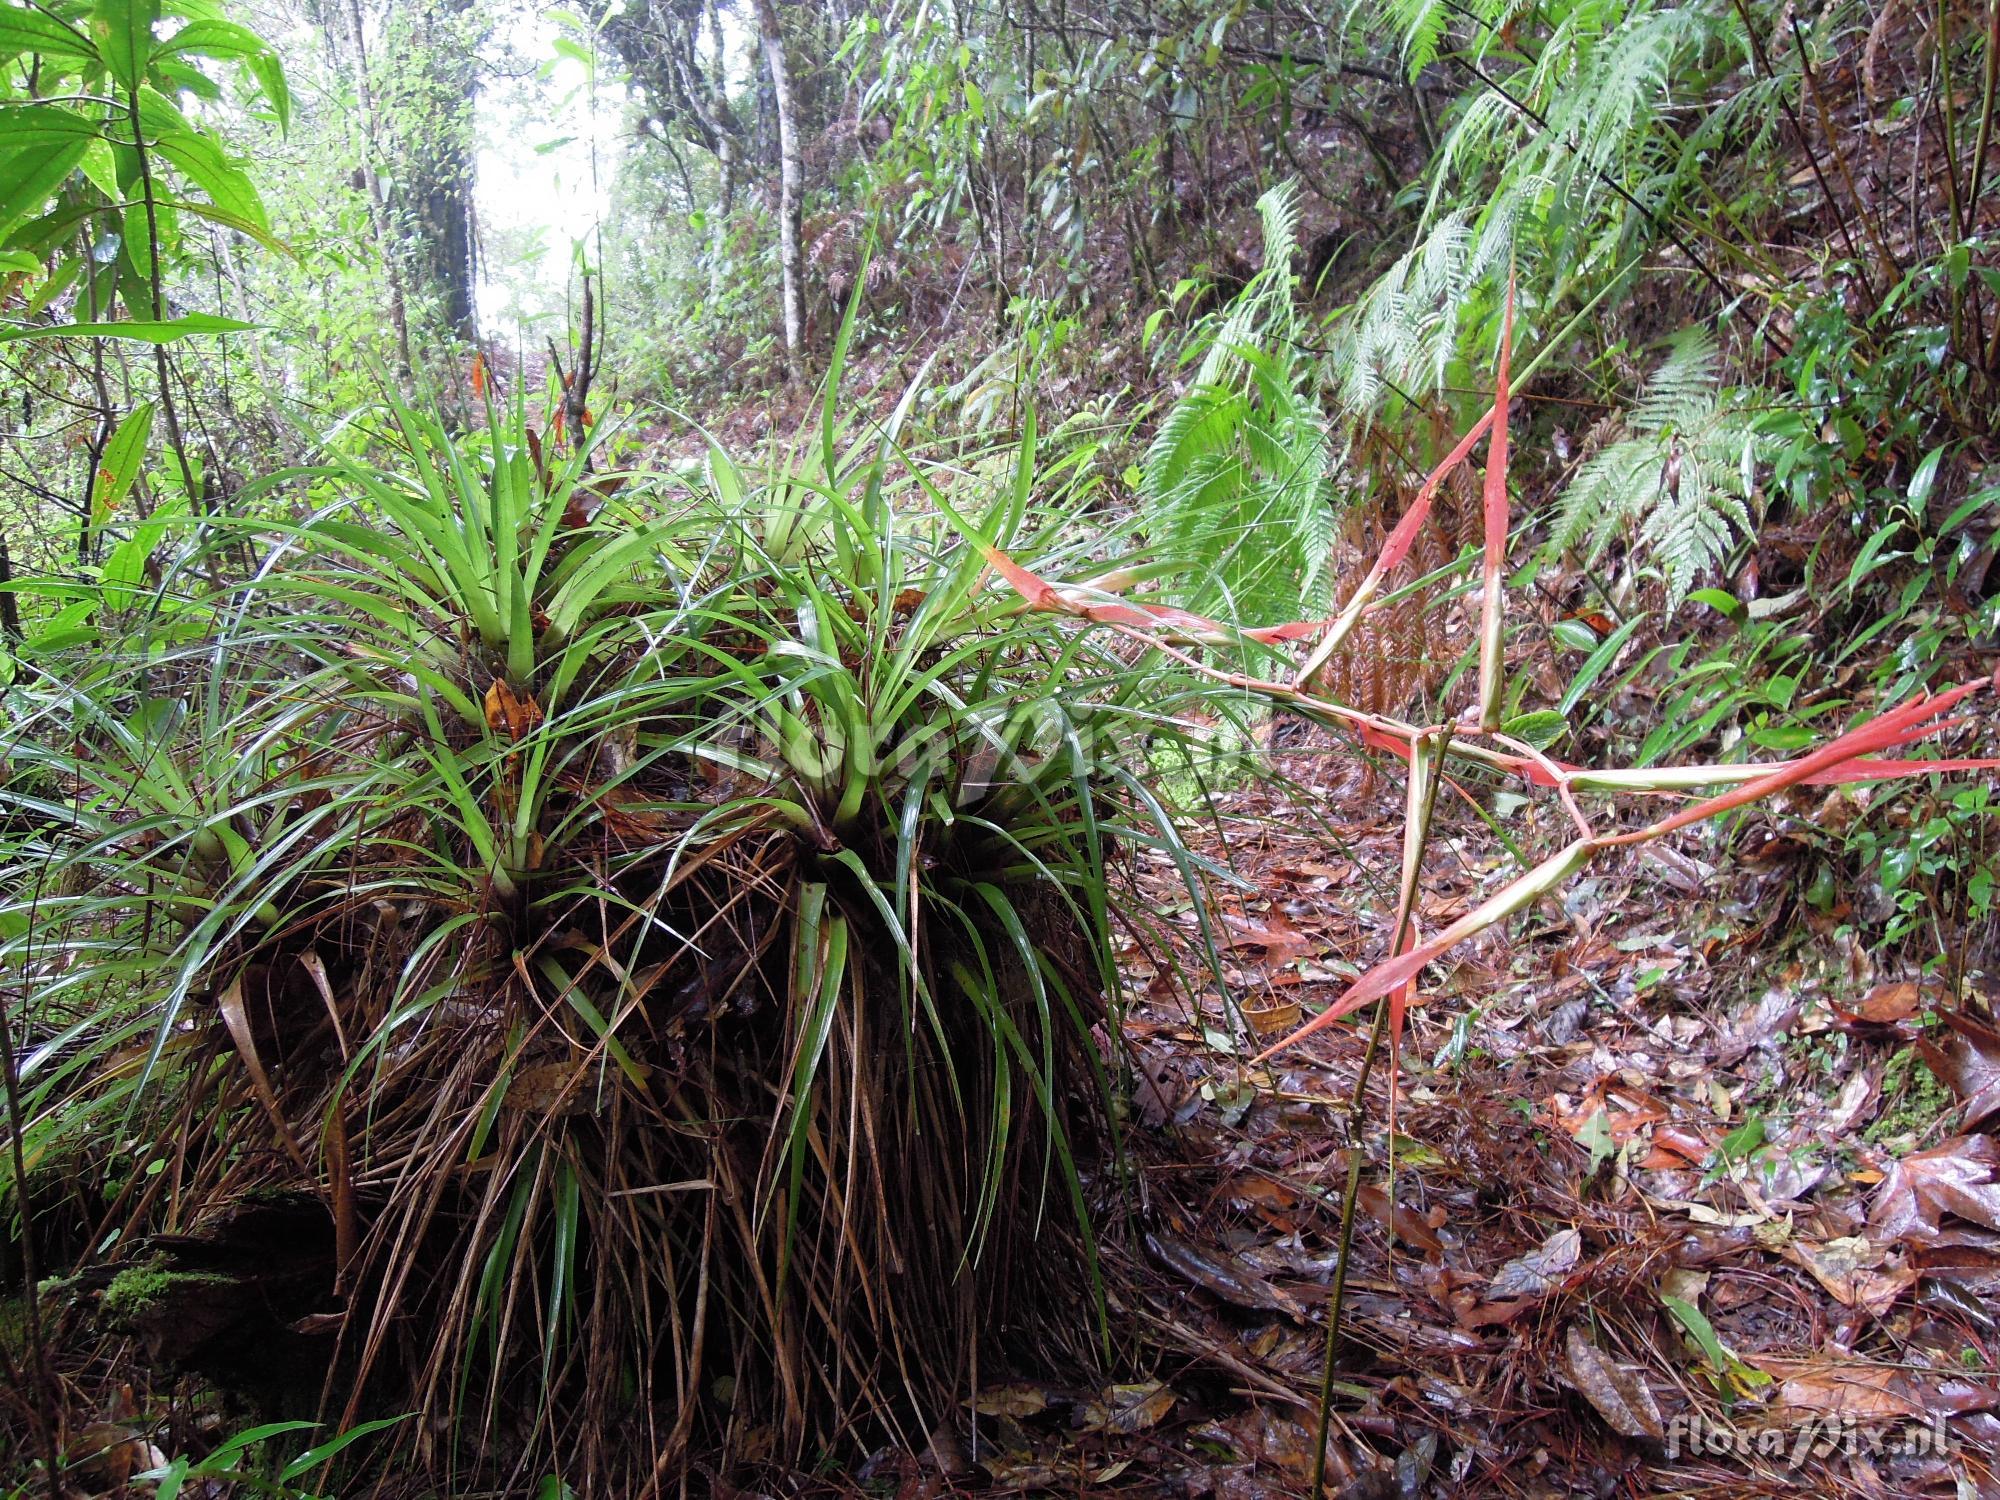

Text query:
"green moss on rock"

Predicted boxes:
[[98, 1255, 235, 1335]]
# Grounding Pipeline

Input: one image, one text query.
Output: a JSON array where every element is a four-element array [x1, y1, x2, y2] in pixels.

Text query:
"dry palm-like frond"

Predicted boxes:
[[0, 386, 1219, 1493], [1310, 424, 1476, 716]]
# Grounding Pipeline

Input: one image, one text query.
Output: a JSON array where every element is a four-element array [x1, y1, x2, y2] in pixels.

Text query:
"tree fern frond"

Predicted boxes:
[[1632, 327, 1719, 435], [1544, 326, 1775, 603], [1550, 437, 1651, 558], [1643, 459, 1754, 603], [1142, 182, 1338, 623], [1390, 0, 1454, 80]]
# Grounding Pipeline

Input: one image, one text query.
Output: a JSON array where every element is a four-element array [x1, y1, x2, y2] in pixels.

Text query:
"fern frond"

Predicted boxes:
[[1543, 326, 1774, 604], [1141, 181, 1339, 623], [1632, 327, 1719, 435]]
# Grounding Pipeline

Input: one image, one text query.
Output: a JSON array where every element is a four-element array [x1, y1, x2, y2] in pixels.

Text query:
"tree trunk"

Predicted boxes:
[[379, 0, 482, 350], [337, 0, 415, 374], [752, 0, 805, 383], [706, 0, 735, 305]]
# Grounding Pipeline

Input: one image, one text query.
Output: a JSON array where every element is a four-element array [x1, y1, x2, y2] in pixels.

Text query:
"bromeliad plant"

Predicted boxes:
[[0, 382, 1227, 1491]]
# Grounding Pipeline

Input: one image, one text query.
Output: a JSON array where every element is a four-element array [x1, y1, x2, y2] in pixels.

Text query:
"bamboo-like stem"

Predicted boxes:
[[1310, 726, 1450, 1499], [0, 972, 66, 1488]]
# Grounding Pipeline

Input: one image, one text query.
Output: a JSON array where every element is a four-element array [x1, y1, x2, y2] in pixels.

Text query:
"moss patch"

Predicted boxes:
[[98, 1255, 235, 1335], [1864, 1045, 1956, 1146]]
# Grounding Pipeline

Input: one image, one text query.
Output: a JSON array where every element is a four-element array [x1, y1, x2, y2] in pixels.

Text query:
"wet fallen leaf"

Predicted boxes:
[[1562, 1325, 1666, 1438], [1080, 1381, 1176, 1433], [1756, 1357, 1927, 1420], [66, 1422, 166, 1489], [1918, 1010, 2000, 1129], [1215, 1408, 1337, 1485], [1242, 998, 1302, 1036], [1216, 908, 1316, 967], [1838, 981, 1925, 1024], [1147, 1231, 1307, 1318], [1784, 1235, 1915, 1315], [504, 1059, 591, 1115], [1869, 1134, 2000, 1243], [1488, 1226, 1582, 1299], [1639, 1124, 1709, 1169], [1357, 1183, 1443, 1253], [1824, 1063, 1882, 1135], [970, 1384, 1052, 1418], [981, 1451, 1064, 1487]]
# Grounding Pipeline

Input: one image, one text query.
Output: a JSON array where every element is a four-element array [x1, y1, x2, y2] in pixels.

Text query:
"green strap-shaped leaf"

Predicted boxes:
[[92, 401, 154, 524], [0, 311, 254, 346]]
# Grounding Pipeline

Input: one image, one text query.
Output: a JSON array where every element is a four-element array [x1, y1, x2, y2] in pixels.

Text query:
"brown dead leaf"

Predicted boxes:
[[1357, 1183, 1443, 1253], [1216, 1408, 1338, 1485], [1562, 1325, 1665, 1438], [1917, 1010, 2000, 1129], [969, 1383, 1052, 1418], [1227, 1174, 1302, 1231], [66, 1422, 166, 1489], [1080, 1380, 1176, 1434], [1824, 1063, 1882, 1135], [1838, 981, 1925, 1025], [1638, 1125, 1709, 1170], [1756, 1357, 1927, 1421], [483, 677, 544, 742], [1784, 1235, 1914, 1316], [504, 1059, 591, 1115], [1488, 1226, 1582, 1299], [1216, 908, 1315, 967], [1869, 1134, 2000, 1243], [1242, 997, 1303, 1036], [1148, 1231, 1307, 1318]]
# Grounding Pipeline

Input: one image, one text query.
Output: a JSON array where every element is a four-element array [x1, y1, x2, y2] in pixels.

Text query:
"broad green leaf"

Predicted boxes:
[[244, 46, 289, 133], [0, 6, 97, 62], [155, 16, 267, 58], [92, 401, 154, 524], [0, 249, 38, 273], [134, 83, 193, 137], [0, 311, 254, 345], [1499, 709, 1567, 751], [0, 138, 90, 236], [154, 19, 289, 132], [90, 0, 158, 90], [24, 251, 82, 316], [162, 197, 290, 256], [0, 105, 103, 151], [1549, 617, 1598, 651], [1687, 587, 1742, 619], [150, 129, 266, 230], [79, 137, 121, 199]]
